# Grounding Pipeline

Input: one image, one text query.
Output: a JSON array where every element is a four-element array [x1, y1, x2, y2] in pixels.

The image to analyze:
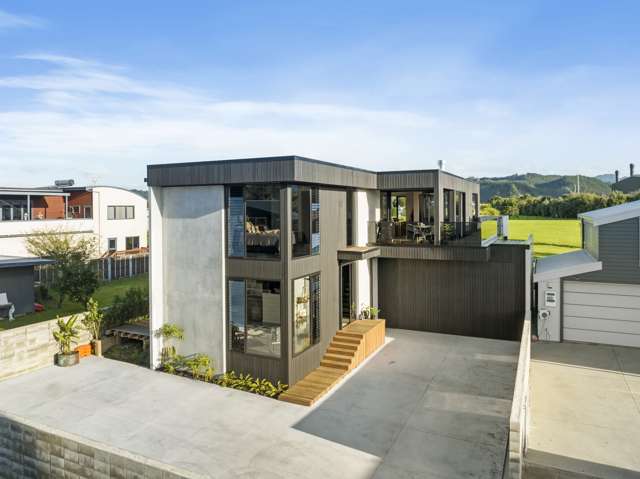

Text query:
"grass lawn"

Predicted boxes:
[[0, 275, 149, 331], [508, 217, 581, 257]]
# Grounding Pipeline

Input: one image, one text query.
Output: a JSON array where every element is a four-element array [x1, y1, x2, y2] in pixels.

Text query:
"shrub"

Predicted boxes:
[[480, 204, 500, 216], [213, 371, 288, 398], [35, 284, 50, 303], [103, 286, 149, 329]]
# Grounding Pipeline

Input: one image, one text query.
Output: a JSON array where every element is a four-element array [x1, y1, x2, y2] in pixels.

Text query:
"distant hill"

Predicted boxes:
[[595, 173, 616, 184], [474, 173, 611, 202]]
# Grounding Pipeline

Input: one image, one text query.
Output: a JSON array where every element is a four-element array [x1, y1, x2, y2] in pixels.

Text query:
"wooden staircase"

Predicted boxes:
[[279, 320, 385, 406]]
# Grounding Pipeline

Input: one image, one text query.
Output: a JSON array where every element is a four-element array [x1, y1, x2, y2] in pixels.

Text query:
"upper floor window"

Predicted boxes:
[[227, 185, 281, 258], [126, 236, 140, 250], [292, 186, 320, 257], [107, 205, 135, 220]]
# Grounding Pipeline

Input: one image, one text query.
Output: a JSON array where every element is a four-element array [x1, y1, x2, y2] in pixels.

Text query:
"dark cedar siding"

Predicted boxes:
[[571, 217, 640, 285], [378, 244, 527, 340], [288, 188, 346, 384]]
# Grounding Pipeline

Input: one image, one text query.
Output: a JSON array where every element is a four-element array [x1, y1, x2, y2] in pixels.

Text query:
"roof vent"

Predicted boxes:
[[437, 160, 445, 171], [54, 179, 75, 187], [631, 163, 635, 177], [615, 170, 619, 183]]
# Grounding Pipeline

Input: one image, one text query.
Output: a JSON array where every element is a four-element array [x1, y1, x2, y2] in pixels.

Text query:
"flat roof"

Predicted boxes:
[[579, 200, 640, 226], [147, 155, 477, 191], [533, 250, 602, 282], [0, 187, 69, 197], [0, 255, 56, 269]]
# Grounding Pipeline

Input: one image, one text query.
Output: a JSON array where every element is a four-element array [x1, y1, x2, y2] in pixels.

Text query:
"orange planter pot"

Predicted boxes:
[[75, 343, 92, 358]]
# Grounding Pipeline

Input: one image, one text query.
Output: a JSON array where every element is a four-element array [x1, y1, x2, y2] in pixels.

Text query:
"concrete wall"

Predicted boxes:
[[0, 266, 35, 315], [150, 185, 226, 373], [0, 411, 199, 479], [0, 219, 94, 257], [506, 319, 531, 479], [92, 186, 148, 254], [0, 315, 92, 381]]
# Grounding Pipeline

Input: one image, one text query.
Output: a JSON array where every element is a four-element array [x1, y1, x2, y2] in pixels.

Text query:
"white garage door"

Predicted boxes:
[[563, 281, 640, 348]]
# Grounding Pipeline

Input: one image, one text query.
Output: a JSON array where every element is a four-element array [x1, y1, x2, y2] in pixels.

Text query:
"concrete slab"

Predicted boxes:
[[527, 341, 640, 478], [0, 329, 518, 478]]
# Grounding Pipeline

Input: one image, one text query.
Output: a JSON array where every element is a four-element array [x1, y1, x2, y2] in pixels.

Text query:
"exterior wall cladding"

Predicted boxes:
[[148, 156, 529, 384]]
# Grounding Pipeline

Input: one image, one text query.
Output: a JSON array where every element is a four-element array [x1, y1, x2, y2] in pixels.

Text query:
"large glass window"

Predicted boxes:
[[228, 279, 281, 358], [292, 185, 320, 257], [0, 196, 28, 221], [125, 236, 140, 250], [227, 185, 281, 258], [391, 194, 407, 222], [293, 274, 320, 355]]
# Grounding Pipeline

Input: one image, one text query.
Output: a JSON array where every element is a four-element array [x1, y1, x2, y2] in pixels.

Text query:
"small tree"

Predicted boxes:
[[26, 229, 98, 307]]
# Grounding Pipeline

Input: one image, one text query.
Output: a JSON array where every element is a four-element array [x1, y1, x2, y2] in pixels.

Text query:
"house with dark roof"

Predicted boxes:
[[146, 155, 532, 386]]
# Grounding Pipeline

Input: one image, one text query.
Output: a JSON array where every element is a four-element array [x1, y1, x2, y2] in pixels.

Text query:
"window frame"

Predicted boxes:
[[291, 272, 321, 357], [107, 238, 117, 252], [226, 277, 282, 359], [125, 236, 140, 250], [107, 205, 135, 220], [291, 185, 321, 259], [225, 185, 282, 261]]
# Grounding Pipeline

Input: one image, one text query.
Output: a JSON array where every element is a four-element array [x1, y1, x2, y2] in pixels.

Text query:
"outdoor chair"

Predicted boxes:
[[0, 292, 15, 321]]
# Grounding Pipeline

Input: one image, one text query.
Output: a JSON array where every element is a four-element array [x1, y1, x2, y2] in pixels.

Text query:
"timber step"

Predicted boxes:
[[279, 320, 386, 407]]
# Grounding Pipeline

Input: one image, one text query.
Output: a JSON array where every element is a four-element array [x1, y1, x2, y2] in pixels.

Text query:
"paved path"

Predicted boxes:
[[527, 342, 640, 478], [0, 329, 518, 478]]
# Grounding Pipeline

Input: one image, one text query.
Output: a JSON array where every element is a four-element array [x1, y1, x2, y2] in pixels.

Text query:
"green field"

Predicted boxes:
[[508, 217, 581, 257], [0, 275, 148, 331]]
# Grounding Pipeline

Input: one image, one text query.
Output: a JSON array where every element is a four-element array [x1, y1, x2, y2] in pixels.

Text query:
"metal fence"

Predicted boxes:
[[34, 253, 149, 286]]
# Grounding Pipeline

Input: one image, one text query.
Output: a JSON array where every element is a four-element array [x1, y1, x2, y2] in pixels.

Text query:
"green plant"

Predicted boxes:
[[359, 305, 381, 319], [156, 323, 185, 363], [103, 287, 149, 330], [81, 297, 104, 341], [213, 371, 288, 398], [53, 315, 80, 355], [35, 284, 50, 303], [184, 353, 214, 381]]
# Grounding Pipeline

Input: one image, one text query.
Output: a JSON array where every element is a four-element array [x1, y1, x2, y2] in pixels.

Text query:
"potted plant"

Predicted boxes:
[[359, 305, 381, 319], [82, 297, 104, 356], [53, 315, 80, 367]]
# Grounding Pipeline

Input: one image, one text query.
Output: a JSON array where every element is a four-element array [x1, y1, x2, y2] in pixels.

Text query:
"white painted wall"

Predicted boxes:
[[92, 186, 148, 254], [149, 185, 226, 373], [0, 219, 94, 257], [353, 190, 380, 314]]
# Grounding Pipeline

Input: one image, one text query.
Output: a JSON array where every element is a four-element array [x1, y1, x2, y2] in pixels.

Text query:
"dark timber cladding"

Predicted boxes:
[[147, 156, 377, 189], [378, 243, 527, 340]]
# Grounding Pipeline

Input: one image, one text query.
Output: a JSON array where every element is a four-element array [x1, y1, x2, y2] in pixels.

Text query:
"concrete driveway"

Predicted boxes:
[[0, 329, 518, 479], [526, 342, 640, 478]]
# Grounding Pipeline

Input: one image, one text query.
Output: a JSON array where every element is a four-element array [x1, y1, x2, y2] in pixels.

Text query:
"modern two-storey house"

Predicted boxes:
[[147, 156, 531, 384]]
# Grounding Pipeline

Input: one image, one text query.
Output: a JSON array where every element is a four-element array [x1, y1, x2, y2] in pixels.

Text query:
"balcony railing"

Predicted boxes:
[[368, 217, 501, 247]]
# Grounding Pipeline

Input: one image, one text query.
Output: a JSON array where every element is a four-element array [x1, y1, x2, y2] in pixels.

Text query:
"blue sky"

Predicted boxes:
[[1, 1, 640, 187]]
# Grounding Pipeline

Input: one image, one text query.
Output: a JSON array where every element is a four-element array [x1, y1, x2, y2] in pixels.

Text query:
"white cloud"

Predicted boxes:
[[1, 54, 640, 188], [0, 10, 44, 30]]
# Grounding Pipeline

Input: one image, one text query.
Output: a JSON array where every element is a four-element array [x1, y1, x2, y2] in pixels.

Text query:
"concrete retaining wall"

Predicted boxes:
[[506, 318, 531, 479], [0, 410, 201, 479], [0, 315, 92, 381]]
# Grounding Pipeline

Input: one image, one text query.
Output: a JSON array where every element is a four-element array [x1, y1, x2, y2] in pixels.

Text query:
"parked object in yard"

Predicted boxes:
[[34, 303, 44, 312], [53, 315, 80, 367], [0, 292, 15, 320], [75, 343, 92, 358]]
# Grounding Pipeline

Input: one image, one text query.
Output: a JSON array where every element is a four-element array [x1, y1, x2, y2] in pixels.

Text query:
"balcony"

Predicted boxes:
[[368, 217, 501, 248]]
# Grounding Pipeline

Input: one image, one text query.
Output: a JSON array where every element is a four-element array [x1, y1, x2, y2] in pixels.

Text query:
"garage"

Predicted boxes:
[[563, 281, 640, 348]]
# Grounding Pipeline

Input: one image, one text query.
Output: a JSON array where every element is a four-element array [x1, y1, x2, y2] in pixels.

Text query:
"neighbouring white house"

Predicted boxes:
[[0, 183, 148, 258]]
